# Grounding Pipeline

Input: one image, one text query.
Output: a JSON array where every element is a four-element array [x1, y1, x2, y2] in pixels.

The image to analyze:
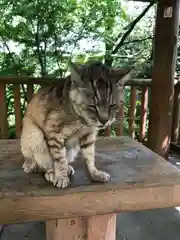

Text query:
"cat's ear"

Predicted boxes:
[[110, 68, 132, 86], [69, 61, 83, 87]]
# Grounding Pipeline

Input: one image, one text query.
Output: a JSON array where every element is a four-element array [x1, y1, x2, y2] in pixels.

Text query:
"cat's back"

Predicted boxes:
[[24, 78, 68, 126]]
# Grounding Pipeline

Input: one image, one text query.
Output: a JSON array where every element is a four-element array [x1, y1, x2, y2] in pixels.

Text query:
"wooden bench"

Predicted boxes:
[[0, 136, 180, 239]]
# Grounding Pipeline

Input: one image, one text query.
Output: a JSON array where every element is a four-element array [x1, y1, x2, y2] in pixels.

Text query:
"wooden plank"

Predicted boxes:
[[0, 137, 180, 224], [128, 86, 136, 138], [46, 217, 86, 240], [46, 214, 116, 240], [0, 84, 8, 139], [13, 84, 21, 138], [0, 76, 63, 84], [116, 103, 124, 136], [27, 84, 34, 103], [1, 76, 180, 86], [105, 126, 111, 136], [148, 0, 180, 158], [87, 214, 116, 240], [0, 76, 152, 86], [139, 87, 148, 142]]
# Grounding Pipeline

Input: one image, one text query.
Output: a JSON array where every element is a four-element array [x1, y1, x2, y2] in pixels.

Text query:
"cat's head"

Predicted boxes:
[[69, 60, 132, 128]]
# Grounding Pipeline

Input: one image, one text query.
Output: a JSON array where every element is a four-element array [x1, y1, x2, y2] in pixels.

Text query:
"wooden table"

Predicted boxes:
[[0, 136, 180, 240]]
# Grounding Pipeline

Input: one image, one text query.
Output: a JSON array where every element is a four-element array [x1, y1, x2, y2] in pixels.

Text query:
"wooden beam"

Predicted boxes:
[[1, 76, 180, 87], [1, 137, 180, 224], [0, 76, 152, 86], [0, 84, 8, 139], [148, 0, 180, 158]]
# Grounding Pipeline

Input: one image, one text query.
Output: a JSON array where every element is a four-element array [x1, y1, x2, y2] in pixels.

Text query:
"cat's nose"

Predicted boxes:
[[99, 117, 108, 125]]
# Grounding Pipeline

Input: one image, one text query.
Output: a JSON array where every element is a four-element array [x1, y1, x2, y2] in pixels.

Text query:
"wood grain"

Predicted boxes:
[[46, 217, 86, 240], [13, 84, 21, 138], [87, 214, 116, 240], [116, 103, 124, 136], [0, 83, 8, 139], [148, 0, 180, 158], [128, 86, 136, 138], [139, 87, 148, 142], [0, 137, 180, 224], [46, 214, 116, 240], [27, 84, 34, 103], [171, 85, 180, 144], [0, 76, 151, 86]]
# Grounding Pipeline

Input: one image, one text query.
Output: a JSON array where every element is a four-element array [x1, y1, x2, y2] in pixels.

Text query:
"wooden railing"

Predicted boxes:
[[105, 84, 150, 143], [0, 77, 151, 141]]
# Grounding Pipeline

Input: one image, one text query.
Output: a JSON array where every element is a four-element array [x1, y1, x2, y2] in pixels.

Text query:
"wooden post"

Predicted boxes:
[[27, 84, 34, 103], [139, 87, 148, 143], [116, 103, 124, 136], [105, 126, 111, 137], [0, 84, 8, 139], [148, 0, 180, 158], [13, 84, 21, 138], [128, 86, 136, 138], [171, 85, 180, 143], [46, 214, 116, 240]]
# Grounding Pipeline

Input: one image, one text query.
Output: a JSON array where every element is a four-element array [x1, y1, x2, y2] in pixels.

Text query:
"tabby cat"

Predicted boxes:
[[20, 61, 132, 188]]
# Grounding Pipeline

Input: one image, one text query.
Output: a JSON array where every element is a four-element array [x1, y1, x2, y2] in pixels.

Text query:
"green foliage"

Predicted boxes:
[[0, 0, 156, 138]]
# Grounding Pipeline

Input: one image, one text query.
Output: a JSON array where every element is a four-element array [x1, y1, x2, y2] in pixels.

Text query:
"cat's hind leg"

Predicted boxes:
[[22, 158, 37, 173], [20, 117, 54, 182], [21, 118, 38, 173]]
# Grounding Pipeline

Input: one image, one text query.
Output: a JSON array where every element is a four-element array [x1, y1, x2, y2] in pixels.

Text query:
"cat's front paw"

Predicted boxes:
[[90, 170, 110, 182], [53, 176, 70, 188]]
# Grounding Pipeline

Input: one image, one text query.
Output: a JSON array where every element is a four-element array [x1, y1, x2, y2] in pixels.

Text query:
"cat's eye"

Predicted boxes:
[[110, 104, 117, 108], [88, 105, 97, 111], [110, 104, 119, 112], [89, 104, 96, 108]]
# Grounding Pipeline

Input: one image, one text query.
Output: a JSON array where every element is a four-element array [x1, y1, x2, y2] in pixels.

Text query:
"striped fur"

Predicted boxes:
[[20, 61, 132, 188]]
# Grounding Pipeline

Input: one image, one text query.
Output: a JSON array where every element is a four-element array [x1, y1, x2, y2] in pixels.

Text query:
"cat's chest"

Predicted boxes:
[[69, 123, 90, 139], [65, 122, 93, 146]]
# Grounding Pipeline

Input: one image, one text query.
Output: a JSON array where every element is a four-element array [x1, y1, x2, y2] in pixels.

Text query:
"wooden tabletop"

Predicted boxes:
[[0, 136, 180, 224]]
